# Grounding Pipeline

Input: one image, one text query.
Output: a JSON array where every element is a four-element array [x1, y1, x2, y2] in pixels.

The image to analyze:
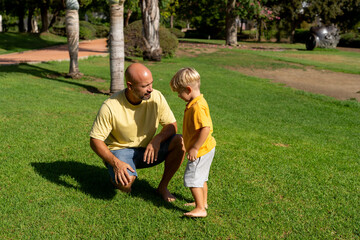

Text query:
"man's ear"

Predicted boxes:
[[127, 82, 132, 90]]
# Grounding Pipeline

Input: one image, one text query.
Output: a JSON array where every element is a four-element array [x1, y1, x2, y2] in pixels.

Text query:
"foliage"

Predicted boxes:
[[124, 20, 178, 58], [338, 32, 360, 48], [79, 20, 96, 40], [294, 28, 310, 43], [168, 27, 185, 38]]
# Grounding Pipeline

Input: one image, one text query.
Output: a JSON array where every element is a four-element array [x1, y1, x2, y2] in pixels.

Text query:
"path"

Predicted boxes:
[[0, 38, 108, 65]]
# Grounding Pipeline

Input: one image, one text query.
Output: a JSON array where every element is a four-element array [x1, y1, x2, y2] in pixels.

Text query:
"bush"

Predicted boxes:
[[79, 21, 96, 40], [338, 32, 360, 48], [294, 29, 310, 43], [49, 26, 66, 36], [94, 25, 109, 38], [168, 28, 185, 38], [124, 20, 178, 58]]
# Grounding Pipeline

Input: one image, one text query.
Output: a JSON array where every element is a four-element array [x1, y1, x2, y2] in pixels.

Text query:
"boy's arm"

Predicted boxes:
[[187, 126, 210, 161]]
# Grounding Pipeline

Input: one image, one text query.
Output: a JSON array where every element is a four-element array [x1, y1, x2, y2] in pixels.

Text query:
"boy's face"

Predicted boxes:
[[177, 87, 192, 102]]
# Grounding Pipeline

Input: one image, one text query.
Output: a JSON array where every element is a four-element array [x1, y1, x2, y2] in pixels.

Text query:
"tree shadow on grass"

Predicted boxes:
[[0, 63, 108, 95], [31, 161, 117, 200]]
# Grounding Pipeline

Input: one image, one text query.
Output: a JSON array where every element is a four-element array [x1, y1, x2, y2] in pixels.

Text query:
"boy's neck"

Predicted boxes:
[[188, 89, 201, 102]]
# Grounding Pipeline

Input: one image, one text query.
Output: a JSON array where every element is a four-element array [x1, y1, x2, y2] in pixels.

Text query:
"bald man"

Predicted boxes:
[[90, 63, 185, 202]]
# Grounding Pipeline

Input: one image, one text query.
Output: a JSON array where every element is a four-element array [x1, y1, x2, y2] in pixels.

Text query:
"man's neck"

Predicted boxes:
[[125, 88, 142, 105]]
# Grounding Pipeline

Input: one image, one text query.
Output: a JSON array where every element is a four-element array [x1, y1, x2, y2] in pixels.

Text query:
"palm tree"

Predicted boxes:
[[140, 0, 162, 61], [109, 0, 125, 94], [226, 0, 238, 46], [65, 0, 83, 78]]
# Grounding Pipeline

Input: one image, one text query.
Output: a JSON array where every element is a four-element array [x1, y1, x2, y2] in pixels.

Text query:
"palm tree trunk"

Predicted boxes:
[[140, 0, 162, 61], [65, 9, 82, 78], [225, 0, 237, 46], [109, 2, 125, 94]]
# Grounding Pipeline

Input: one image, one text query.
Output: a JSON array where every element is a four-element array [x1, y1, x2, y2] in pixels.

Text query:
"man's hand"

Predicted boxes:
[[144, 137, 161, 164], [187, 147, 198, 162], [113, 160, 135, 186]]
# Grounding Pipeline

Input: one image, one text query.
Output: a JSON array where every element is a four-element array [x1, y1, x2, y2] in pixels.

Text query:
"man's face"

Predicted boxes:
[[130, 79, 153, 101]]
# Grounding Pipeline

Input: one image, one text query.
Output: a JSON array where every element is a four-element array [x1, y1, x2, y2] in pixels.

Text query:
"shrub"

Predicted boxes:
[[79, 21, 96, 40], [94, 25, 109, 38], [338, 32, 360, 48], [124, 20, 178, 58], [294, 29, 310, 43], [168, 28, 185, 38]]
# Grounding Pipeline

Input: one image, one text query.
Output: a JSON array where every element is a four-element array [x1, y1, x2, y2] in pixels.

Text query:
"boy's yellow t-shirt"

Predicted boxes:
[[90, 89, 176, 150], [183, 94, 216, 158]]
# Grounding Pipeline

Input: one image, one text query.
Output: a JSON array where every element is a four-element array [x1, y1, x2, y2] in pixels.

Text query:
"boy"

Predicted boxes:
[[170, 67, 216, 218]]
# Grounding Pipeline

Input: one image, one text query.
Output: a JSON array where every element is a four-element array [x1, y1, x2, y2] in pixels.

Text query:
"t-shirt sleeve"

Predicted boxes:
[[89, 103, 113, 141], [158, 93, 176, 126], [192, 104, 211, 130]]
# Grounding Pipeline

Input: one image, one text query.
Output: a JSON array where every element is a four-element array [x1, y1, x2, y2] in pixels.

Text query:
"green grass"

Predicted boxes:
[[0, 38, 360, 239], [0, 32, 67, 54]]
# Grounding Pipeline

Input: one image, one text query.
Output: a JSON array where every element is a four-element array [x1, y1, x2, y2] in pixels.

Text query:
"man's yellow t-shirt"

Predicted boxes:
[[183, 94, 216, 158], [90, 89, 176, 150]]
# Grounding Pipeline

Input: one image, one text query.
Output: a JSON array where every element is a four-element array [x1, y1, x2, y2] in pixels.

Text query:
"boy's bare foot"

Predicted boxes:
[[156, 187, 176, 202], [184, 202, 208, 209], [184, 209, 207, 218]]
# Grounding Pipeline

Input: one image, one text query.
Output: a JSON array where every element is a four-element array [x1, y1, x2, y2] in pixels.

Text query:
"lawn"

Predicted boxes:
[[0, 36, 359, 239]]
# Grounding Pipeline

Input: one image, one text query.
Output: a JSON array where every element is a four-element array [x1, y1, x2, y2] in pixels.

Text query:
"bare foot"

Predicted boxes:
[[156, 187, 176, 202], [184, 208, 207, 218], [184, 202, 208, 209]]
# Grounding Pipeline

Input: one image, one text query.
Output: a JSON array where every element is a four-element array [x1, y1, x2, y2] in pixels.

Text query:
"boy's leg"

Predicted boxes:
[[184, 187, 207, 217], [184, 181, 208, 209]]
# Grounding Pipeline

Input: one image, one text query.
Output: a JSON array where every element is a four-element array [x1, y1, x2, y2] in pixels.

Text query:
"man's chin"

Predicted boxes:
[[142, 94, 151, 100]]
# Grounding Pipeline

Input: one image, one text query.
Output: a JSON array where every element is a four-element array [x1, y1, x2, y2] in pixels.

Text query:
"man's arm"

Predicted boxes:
[[143, 122, 177, 164], [90, 137, 135, 186]]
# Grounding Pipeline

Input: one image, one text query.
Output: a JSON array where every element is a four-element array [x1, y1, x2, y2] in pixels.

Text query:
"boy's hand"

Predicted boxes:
[[187, 148, 198, 161]]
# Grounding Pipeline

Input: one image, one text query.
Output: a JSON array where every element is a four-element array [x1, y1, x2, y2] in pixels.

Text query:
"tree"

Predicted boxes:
[[226, 0, 237, 45], [65, 0, 83, 78], [140, 0, 162, 61], [109, 0, 125, 94]]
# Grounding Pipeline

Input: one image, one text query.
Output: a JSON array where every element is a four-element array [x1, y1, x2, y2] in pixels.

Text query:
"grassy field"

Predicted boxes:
[[0, 32, 67, 54], [0, 35, 360, 239]]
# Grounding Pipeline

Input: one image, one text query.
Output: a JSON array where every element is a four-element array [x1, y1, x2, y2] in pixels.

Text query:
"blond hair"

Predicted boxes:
[[170, 67, 200, 92]]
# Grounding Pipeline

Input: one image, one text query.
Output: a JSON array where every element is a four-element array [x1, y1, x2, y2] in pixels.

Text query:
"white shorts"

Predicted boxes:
[[184, 147, 215, 188]]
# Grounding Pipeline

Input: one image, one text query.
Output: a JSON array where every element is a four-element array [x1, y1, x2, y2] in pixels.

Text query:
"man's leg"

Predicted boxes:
[[157, 134, 185, 202], [112, 175, 136, 193]]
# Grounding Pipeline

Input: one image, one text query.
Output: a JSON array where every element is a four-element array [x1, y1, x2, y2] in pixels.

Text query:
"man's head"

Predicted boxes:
[[125, 63, 154, 104]]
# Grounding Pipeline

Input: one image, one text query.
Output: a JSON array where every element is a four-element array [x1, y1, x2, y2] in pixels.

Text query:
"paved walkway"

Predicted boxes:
[[0, 38, 108, 65]]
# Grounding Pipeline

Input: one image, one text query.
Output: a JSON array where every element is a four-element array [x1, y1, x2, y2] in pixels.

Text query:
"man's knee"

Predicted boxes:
[[112, 176, 136, 193], [169, 134, 185, 152]]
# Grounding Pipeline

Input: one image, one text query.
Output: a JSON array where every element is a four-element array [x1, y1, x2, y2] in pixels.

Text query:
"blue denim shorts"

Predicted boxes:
[[107, 135, 174, 180]]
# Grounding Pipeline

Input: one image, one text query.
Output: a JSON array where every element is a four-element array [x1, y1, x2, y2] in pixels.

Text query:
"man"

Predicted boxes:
[[90, 63, 185, 202]]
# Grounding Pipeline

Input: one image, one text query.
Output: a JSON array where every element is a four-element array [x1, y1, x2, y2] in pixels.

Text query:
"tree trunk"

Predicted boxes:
[[40, 0, 49, 32], [257, 18, 262, 42], [65, 9, 82, 78], [125, 9, 132, 27], [18, 8, 25, 32], [109, 2, 125, 94], [28, 8, 34, 33], [170, 15, 174, 28], [140, 0, 162, 61], [225, 0, 237, 46]]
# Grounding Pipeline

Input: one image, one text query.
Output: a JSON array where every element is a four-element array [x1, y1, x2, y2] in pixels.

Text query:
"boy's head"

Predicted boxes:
[[170, 67, 200, 92]]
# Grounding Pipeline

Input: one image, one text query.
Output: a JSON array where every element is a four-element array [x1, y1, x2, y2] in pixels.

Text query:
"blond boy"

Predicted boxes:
[[170, 67, 216, 218]]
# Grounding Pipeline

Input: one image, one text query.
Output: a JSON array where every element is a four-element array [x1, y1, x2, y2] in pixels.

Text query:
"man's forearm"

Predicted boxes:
[[90, 137, 118, 167], [153, 122, 177, 143]]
